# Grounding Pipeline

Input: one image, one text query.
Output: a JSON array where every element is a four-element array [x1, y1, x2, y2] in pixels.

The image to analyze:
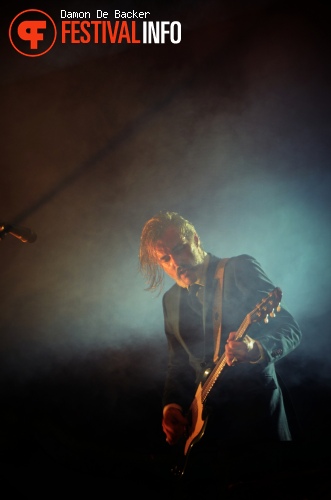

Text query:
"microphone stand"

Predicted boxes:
[[0, 223, 37, 243]]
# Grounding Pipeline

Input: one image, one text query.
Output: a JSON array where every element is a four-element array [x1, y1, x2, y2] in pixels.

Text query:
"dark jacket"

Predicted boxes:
[[162, 254, 302, 442]]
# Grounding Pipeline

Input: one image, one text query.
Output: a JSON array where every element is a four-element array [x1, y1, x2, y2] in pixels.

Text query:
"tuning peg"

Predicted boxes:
[[277, 304, 281, 312], [264, 315, 269, 323], [270, 310, 276, 318]]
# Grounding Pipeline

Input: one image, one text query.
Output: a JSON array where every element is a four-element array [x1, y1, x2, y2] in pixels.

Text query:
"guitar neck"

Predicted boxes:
[[201, 315, 251, 403]]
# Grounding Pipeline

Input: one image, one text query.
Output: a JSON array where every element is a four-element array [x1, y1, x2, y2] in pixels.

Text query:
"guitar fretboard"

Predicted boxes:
[[201, 315, 251, 402]]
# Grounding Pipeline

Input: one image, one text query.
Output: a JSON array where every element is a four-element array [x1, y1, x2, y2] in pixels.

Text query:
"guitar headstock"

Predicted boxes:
[[250, 287, 282, 324]]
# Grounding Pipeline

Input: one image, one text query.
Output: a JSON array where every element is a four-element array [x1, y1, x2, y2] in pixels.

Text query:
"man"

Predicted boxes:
[[139, 211, 301, 486]]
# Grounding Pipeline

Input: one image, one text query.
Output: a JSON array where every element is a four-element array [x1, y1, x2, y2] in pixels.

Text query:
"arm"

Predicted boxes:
[[161, 291, 196, 410], [223, 255, 302, 366], [161, 290, 196, 444]]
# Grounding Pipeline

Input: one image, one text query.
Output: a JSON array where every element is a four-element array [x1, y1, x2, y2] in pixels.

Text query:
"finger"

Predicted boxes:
[[227, 331, 237, 342], [225, 353, 234, 366]]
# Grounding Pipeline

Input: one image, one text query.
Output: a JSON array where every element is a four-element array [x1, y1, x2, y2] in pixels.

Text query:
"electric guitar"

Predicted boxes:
[[171, 287, 283, 478]]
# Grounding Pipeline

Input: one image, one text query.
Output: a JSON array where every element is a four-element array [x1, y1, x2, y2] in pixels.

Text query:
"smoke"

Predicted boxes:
[[1, 1, 330, 442]]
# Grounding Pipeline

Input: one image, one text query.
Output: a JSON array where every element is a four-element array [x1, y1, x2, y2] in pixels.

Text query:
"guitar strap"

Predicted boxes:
[[212, 258, 229, 362]]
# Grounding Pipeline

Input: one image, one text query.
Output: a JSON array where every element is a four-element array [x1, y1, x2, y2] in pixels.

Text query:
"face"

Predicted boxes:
[[154, 226, 206, 288]]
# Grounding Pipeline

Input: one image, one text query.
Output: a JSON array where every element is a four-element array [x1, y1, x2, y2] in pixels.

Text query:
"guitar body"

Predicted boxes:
[[184, 383, 208, 455], [171, 383, 209, 478]]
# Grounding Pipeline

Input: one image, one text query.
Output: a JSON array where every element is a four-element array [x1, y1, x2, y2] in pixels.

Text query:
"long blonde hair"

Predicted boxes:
[[139, 211, 199, 292]]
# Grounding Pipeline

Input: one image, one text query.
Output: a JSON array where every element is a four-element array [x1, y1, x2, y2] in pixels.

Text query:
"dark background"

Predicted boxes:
[[1, 1, 331, 497]]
